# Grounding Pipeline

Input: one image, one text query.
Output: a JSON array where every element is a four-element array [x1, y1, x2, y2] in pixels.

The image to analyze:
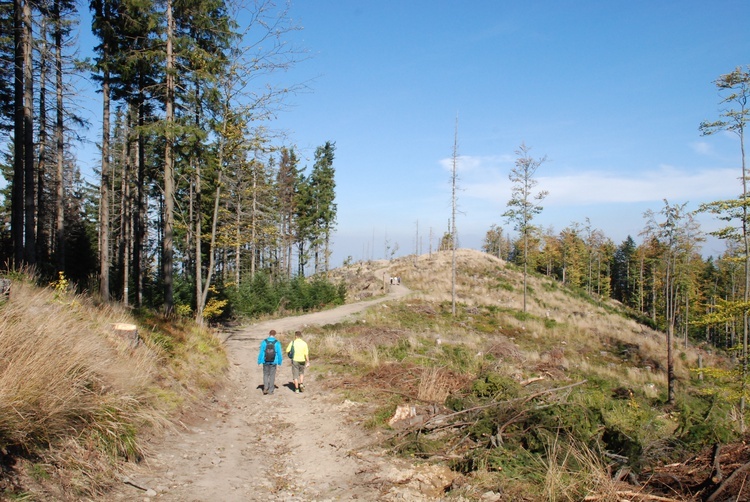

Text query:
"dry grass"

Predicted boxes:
[[0, 277, 227, 498], [537, 435, 625, 502], [316, 250, 737, 500], [0, 282, 157, 448], [338, 250, 722, 386]]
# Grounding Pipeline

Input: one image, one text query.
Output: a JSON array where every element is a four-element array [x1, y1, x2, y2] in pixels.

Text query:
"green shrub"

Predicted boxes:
[[385, 338, 412, 361], [225, 273, 345, 319], [440, 344, 475, 372], [541, 281, 558, 292], [493, 279, 514, 292], [393, 432, 445, 457], [674, 392, 739, 447], [601, 425, 642, 461], [471, 372, 521, 399], [513, 310, 532, 322]]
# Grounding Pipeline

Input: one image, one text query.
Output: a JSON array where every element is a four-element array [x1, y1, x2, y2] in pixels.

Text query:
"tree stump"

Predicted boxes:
[[112, 323, 140, 348], [0, 278, 11, 303]]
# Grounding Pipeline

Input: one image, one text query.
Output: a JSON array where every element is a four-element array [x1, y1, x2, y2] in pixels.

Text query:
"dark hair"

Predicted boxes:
[[295, 331, 302, 337], [270, 329, 276, 336]]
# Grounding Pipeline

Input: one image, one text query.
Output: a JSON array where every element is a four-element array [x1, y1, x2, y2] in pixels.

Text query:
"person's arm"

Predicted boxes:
[[257, 340, 265, 366], [276, 341, 283, 365]]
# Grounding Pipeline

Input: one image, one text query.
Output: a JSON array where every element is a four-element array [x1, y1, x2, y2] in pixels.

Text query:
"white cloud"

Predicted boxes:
[[438, 154, 514, 173], [454, 158, 739, 206], [690, 141, 712, 155]]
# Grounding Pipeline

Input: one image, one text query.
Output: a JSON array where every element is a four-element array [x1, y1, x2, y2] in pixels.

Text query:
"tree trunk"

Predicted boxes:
[[451, 117, 458, 316], [193, 77, 203, 321], [99, 56, 111, 301], [197, 173, 223, 323], [163, 0, 175, 314], [23, 0, 35, 265], [250, 165, 257, 277], [235, 206, 241, 285], [195, 161, 202, 322], [119, 141, 130, 306], [12, 0, 25, 265], [133, 100, 145, 307], [54, 0, 65, 272], [740, 111, 748, 431], [36, 19, 48, 265], [666, 257, 676, 405]]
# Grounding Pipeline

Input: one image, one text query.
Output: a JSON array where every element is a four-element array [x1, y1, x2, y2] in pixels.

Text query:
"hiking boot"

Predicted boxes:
[[299, 385, 304, 393], [295, 388, 300, 393], [262, 390, 268, 395]]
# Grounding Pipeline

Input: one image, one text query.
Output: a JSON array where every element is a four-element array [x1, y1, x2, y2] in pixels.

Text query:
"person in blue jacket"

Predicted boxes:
[[257, 329, 283, 395]]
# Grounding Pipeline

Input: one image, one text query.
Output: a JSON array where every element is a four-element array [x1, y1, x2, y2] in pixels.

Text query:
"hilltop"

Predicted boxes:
[[333, 249, 708, 387]]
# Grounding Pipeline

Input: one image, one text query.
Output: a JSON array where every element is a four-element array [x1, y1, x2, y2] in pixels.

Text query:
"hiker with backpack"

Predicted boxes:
[[286, 330, 309, 393], [257, 330, 283, 395]]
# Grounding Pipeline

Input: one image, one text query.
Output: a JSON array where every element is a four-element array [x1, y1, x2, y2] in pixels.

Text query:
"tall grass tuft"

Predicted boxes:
[[416, 366, 452, 403], [536, 434, 621, 501], [0, 278, 226, 498]]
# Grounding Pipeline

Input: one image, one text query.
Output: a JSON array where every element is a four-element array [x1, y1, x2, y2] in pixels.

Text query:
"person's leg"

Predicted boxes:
[[296, 362, 306, 391], [292, 361, 300, 391], [268, 364, 277, 394], [262, 364, 271, 393]]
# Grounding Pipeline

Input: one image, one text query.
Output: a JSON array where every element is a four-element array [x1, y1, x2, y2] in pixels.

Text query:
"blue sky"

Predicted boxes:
[[67, 1, 749, 267], [265, 1, 749, 265]]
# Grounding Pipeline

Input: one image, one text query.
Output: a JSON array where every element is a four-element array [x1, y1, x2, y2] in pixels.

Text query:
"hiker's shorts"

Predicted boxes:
[[292, 360, 305, 380]]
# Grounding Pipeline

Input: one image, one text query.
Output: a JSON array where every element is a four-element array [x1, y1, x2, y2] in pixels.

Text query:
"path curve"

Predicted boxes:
[[109, 284, 427, 502]]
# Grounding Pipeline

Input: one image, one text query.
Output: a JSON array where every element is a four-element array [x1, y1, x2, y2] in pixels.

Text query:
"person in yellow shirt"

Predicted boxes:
[[286, 330, 309, 393]]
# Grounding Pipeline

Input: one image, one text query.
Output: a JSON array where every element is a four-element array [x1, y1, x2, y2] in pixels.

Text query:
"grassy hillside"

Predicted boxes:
[[314, 249, 740, 501], [0, 275, 227, 500], [0, 250, 743, 500]]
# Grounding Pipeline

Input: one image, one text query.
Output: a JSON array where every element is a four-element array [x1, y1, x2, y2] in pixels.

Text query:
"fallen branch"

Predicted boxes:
[[386, 380, 587, 452], [422, 379, 588, 427], [706, 457, 750, 502], [371, 387, 443, 405], [603, 451, 629, 464], [710, 442, 723, 484], [520, 376, 545, 386], [583, 490, 681, 501], [119, 475, 155, 496]]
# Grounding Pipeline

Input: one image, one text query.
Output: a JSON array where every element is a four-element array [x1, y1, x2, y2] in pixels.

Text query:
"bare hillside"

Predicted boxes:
[[332, 249, 717, 388]]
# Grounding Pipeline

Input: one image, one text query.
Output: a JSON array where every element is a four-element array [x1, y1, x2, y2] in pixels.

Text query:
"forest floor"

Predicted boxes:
[[105, 283, 459, 502]]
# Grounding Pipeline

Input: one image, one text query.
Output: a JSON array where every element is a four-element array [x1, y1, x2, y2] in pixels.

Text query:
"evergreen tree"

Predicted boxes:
[[612, 236, 638, 307], [0, 2, 13, 131], [277, 147, 301, 278], [308, 141, 337, 274]]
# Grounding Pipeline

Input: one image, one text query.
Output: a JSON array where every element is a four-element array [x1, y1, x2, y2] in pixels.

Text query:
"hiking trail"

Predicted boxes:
[[107, 283, 454, 501]]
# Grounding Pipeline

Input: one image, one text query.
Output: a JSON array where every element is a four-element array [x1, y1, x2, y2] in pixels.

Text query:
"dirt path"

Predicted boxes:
[[108, 284, 454, 501]]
